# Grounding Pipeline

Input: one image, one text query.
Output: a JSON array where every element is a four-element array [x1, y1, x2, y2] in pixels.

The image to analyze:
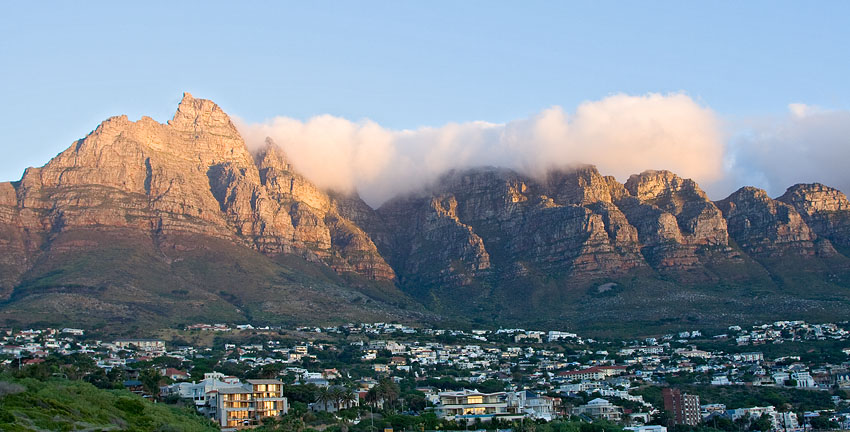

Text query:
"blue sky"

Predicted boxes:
[[1, 2, 849, 192]]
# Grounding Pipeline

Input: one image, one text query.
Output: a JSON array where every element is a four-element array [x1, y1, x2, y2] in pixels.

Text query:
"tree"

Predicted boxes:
[[711, 416, 736, 431], [140, 369, 165, 400], [365, 387, 380, 408], [752, 413, 773, 432], [809, 416, 839, 431], [317, 387, 334, 411], [341, 388, 358, 410], [376, 378, 400, 409], [284, 384, 320, 404], [329, 386, 347, 411]]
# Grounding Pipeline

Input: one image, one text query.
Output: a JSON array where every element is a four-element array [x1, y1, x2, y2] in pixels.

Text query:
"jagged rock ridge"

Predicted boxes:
[[0, 94, 410, 330], [2, 94, 850, 332], [0, 94, 393, 296]]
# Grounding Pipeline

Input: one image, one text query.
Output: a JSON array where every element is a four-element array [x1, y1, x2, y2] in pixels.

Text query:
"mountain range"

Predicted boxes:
[[2, 94, 849, 336]]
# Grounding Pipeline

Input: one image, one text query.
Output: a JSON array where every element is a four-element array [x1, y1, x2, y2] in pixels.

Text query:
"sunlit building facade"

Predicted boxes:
[[435, 389, 524, 423], [210, 379, 287, 429]]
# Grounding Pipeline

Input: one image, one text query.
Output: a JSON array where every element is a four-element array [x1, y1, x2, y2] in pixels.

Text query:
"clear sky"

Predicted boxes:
[[1, 1, 849, 191]]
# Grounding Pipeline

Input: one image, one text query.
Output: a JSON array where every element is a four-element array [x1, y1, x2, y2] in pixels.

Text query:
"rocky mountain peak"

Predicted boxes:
[[778, 183, 850, 215], [168, 92, 232, 131], [722, 186, 772, 205], [161, 92, 253, 167], [255, 138, 291, 172], [544, 165, 613, 205], [717, 186, 826, 257], [625, 170, 705, 202], [778, 183, 850, 249]]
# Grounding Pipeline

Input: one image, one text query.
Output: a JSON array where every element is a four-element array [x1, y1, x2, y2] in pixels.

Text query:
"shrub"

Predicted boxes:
[[115, 397, 146, 415], [0, 409, 15, 423], [0, 382, 25, 397]]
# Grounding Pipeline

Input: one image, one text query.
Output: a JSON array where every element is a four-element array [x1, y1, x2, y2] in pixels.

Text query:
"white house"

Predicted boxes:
[[434, 389, 521, 423], [626, 426, 667, 432], [573, 398, 622, 421], [505, 391, 556, 421]]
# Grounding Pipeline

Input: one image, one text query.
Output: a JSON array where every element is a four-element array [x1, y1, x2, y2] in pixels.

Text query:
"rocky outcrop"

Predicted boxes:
[[624, 170, 728, 246], [613, 170, 731, 270], [0, 93, 394, 297], [716, 186, 832, 257], [251, 140, 395, 279], [374, 167, 644, 290], [374, 166, 848, 294], [778, 183, 850, 249]]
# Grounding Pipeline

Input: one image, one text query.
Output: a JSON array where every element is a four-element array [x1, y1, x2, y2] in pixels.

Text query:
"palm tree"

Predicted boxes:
[[339, 388, 358, 410], [365, 386, 380, 408], [139, 369, 164, 401], [377, 378, 399, 409], [329, 386, 346, 411], [316, 386, 334, 411]]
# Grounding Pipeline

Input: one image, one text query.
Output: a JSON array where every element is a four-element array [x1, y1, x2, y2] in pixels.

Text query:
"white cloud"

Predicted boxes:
[[788, 103, 817, 118], [237, 93, 726, 207], [724, 105, 850, 197]]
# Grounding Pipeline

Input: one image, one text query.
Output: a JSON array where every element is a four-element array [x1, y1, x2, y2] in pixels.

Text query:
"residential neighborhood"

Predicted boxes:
[[1, 320, 849, 431]]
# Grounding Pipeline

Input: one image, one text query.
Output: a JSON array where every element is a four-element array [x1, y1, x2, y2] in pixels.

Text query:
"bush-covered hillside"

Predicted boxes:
[[0, 375, 216, 431]]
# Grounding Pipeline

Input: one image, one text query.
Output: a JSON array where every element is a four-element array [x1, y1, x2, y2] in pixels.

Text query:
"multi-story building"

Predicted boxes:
[[573, 398, 622, 421], [505, 390, 557, 421], [791, 372, 816, 388], [167, 372, 242, 413], [557, 366, 627, 381], [775, 411, 801, 432], [209, 379, 288, 429], [736, 352, 764, 363], [113, 339, 165, 352], [435, 389, 518, 423], [548, 331, 578, 342], [662, 388, 700, 426]]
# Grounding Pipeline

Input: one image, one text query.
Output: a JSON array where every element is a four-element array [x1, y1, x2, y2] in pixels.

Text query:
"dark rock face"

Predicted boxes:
[[716, 187, 830, 257], [375, 167, 746, 288], [369, 168, 850, 332], [778, 183, 850, 250]]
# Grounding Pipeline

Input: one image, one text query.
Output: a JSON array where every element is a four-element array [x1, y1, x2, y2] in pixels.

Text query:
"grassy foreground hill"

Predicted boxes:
[[0, 376, 216, 431]]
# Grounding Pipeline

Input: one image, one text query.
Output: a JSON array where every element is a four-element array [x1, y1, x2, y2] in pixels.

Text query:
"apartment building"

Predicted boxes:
[[209, 379, 288, 429], [573, 398, 622, 421], [558, 366, 627, 381], [662, 388, 700, 426], [113, 339, 165, 352], [435, 389, 517, 423], [168, 372, 241, 413]]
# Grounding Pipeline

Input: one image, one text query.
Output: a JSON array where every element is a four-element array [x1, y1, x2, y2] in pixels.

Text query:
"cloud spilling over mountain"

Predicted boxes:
[[237, 93, 725, 207], [725, 104, 850, 198], [237, 93, 850, 207]]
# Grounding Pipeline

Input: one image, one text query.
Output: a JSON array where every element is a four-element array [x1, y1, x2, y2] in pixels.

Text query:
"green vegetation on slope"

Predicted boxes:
[[0, 229, 424, 335], [0, 375, 217, 431]]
